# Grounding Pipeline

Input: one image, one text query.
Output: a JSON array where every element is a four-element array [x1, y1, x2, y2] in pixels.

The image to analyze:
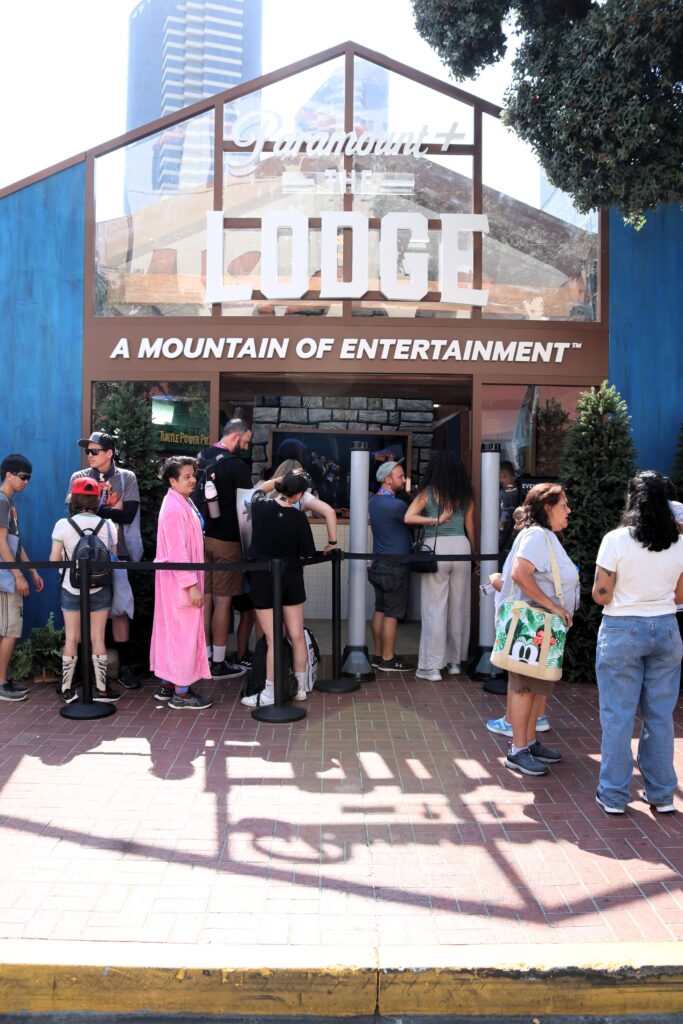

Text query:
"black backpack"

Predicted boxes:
[[242, 635, 297, 702], [66, 517, 113, 590]]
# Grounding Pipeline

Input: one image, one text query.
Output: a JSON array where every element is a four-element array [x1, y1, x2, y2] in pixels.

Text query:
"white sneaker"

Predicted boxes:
[[240, 692, 274, 708], [446, 663, 462, 675], [416, 668, 442, 682], [294, 689, 308, 701], [640, 789, 675, 813]]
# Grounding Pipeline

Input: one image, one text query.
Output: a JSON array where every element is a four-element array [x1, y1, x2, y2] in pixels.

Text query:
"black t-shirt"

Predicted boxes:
[[199, 445, 253, 542], [249, 492, 316, 563]]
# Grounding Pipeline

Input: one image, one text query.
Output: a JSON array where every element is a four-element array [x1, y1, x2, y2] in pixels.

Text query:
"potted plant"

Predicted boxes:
[[10, 614, 65, 683]]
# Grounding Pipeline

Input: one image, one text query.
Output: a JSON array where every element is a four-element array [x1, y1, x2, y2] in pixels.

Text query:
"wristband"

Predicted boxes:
[[327, 539, 337, 545]]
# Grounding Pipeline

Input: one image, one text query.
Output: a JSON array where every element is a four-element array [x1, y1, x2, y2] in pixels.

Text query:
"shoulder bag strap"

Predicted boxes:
[[544, 531, 564, 607]]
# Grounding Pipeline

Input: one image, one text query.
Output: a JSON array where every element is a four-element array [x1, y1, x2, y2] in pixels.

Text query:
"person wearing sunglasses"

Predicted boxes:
[[68, 431, 143, 691], [0, 453, 44, 702]]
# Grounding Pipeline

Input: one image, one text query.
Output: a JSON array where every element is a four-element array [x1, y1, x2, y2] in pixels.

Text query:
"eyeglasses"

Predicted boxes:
[[86, 448, 104, 456], [13, 472, 31, 481]]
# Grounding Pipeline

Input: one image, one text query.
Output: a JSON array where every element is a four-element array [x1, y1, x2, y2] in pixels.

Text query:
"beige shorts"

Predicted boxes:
[[204, 537, 244, 597], [507, 668, 556, 698], [0, 591, 23, 639]]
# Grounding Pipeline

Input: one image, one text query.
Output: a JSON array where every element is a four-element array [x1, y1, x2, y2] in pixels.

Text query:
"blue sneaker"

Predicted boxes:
[[486, 715, 512, 737], [536, 715, 550, 733]]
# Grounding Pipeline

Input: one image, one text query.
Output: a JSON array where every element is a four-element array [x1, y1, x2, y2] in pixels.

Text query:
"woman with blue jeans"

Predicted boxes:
[[593, 472, 683, 814]]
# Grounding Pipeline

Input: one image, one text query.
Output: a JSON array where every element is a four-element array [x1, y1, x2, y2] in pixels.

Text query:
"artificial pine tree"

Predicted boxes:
[[559, 381, 637, 683], [535, 397, 570, 478], [670, 421, 683, 500]]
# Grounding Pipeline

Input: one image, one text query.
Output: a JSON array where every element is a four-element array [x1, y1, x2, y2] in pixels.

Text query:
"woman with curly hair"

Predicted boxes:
[[404, 452, 476, 681], [493, 482, 578, 776], [593, 471, 683, 814]]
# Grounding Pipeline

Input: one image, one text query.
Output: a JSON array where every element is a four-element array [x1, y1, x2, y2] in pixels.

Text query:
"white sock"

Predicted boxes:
[[212, 645, 226, 663], [295, 670, 307, 692], [511, 744, 529, 755], [263, 679, 274, 700]]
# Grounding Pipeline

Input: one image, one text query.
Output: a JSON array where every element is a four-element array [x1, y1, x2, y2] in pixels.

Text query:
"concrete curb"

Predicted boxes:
[[1, 941, 683, 1017]]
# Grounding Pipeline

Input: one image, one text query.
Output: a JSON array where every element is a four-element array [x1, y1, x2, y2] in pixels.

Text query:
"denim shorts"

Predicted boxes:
[[61, 586, 113, 613]]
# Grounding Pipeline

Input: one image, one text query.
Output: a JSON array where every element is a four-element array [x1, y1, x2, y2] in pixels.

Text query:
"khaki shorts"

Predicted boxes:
[[507, 668, 556, 698], [204, 538, 244, 598], [0, 591, 23, 639]]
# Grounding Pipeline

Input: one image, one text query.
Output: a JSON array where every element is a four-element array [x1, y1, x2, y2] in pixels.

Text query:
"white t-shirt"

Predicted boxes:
[[52, 513, 118, 595], [495, 525, 579, 614], [596, 526, 683, 617]]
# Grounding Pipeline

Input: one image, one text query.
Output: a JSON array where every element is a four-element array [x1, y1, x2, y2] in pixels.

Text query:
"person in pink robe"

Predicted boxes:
[[150, 457, 212, 711]]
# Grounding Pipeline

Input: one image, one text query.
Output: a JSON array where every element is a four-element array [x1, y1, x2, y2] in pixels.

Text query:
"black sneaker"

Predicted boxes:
[[5, 680, 29, 695], [61, 688, 79, 705], [504, 747, 548, 776], [154, 684, 175, 702], [0, 682, 27, 702], [118, 666, 142, 690], [370, 654, 383, 667], [210, 659, 246, 679], [376, 656, 409, 672], [93, 683, 121, 703], [528, 740, 562, 764], [169, 688, 213, 711]]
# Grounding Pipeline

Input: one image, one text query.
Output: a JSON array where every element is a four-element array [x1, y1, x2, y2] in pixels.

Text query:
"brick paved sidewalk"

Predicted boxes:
[[1, 666, 683, 950]]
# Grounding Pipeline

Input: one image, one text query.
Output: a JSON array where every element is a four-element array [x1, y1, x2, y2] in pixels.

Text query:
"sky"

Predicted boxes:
[[0, 0, 537, 202]]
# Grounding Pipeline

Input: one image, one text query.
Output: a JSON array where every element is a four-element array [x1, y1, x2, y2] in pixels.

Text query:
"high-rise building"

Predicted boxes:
[[125, 0, 262, 205]]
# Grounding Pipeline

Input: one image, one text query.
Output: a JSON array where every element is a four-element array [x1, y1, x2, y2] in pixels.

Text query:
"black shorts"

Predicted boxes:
[[367, 561, 410, 620], [233, 592, 254, 613], [247, 567, 306, 610]]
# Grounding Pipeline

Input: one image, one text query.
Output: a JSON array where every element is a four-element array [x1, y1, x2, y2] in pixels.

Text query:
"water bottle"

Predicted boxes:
[[205, 477, 220, 519]]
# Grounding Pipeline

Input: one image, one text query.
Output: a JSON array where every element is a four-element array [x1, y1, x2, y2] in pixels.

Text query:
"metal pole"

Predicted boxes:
[[252, 558, 306, 722], [473, 442, 506, 691], [60, 556, 115, 720], [314, 549, 359, 694], [342, 444, 374, 680]]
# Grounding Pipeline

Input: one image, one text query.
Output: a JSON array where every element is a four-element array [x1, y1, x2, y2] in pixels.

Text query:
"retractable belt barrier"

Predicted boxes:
[[7, 546, 497, 723]]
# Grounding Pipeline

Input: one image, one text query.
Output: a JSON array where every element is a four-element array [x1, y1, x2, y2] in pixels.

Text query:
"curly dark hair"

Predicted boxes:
[[519, 482, 566, 531], [418, 451, 473, 511], [621, 471, 678, 551]]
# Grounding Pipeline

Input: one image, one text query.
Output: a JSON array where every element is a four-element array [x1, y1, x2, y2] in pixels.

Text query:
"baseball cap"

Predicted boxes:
[[376, 458, 404, 483], [77, 431, 115, 452], [70, 477, 101, 496]]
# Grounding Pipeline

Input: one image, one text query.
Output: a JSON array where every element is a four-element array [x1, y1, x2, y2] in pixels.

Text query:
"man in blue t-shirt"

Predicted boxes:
[[368, 459, 411, 672]]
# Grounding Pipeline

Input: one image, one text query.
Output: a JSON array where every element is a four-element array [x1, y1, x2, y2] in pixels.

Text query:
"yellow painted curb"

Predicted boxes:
[[2, 941, 683, 1017]]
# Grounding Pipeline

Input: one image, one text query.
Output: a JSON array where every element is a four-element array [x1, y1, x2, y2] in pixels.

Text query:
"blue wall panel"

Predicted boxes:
[[0, 164, 85, 632], [609, 205, 683, 473]]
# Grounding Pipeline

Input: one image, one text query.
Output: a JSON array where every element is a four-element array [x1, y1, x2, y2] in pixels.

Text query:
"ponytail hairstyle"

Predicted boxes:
[[621, 471, 678, 551]]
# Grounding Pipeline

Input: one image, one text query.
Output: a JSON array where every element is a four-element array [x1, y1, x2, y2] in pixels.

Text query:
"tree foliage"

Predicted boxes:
[[559, 381, 637, 682], [412, 0, 683, 221]]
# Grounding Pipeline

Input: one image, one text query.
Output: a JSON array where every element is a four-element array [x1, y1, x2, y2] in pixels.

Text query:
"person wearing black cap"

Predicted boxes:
[[368, 458, 411, 672], [69, 430, 143, 690]]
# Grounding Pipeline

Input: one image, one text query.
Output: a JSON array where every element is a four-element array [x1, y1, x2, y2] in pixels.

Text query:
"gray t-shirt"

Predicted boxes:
[[69, 464, 142, 560], [0, 492, 18, 539], [496, 525, 579, 614]]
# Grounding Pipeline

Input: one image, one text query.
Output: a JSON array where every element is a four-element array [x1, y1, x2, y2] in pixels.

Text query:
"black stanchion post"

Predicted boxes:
[[315, 550, 360, 694], [251, 558, 306, 723], [61, 556, 115, 720]]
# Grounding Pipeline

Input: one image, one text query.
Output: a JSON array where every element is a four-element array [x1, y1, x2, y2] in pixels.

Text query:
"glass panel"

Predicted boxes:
[[482, 114, 599, 322], [93, 381, 210, 454], [355, 58, 474, 146], [220, 227, 342, 316], [351, 155, 472, 219], [351, 217, 474, 319], [95, 110, 214, 317], [223, 153, 345, 218], [481, 384, 583, 479], [223, 56, 346, 145]]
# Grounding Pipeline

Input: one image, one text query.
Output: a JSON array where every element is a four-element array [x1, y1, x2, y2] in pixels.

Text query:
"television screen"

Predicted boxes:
[[269, 429, 411, 511]]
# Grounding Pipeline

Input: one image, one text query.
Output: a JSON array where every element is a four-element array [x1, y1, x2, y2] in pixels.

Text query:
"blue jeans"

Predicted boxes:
[[596, 614, 682, 807]]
